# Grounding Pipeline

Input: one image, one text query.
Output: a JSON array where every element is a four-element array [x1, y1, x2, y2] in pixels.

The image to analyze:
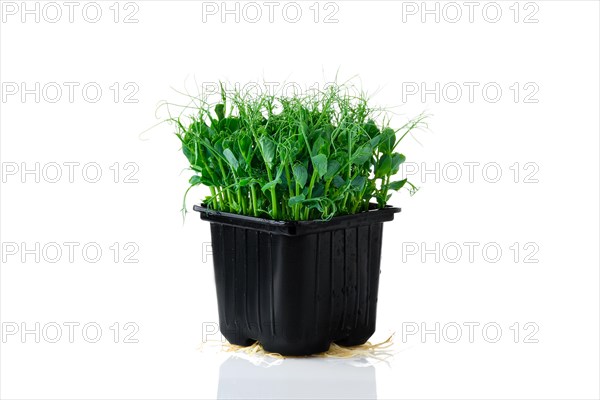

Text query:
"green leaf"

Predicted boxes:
[[379, 127, 396, 153], [391, 153, 406, 174], [238, 135, 252, 157], [363, 120, 380, 136], [215, 104, 226, 120], [259, 136, 276, 167], [261, 178, 280, 192], [182, 144, 195, 164], [332, 175, 345, 188], [311, 182, 325, 197], [292, 164, 308, 188], [375, 154, 392, 179], [238, 178, 251, 187], [223, 117, 239, 132], [188, 120, 209, 136], [325, 160, 341, 180], [351, 176, 366, 191], [351, 146, 372, 165], [311, 154, 328, 178], [388, 179, 407, 191], [189, 175, 202, 186], [223, 148, 239, 170], [288, 194, 305, 206], [299, 121, 309, 137], [190, 174, 214, 187], [214, 138, 224, 154], [369, 134, 382, 148], [311, 136, 328, 156]]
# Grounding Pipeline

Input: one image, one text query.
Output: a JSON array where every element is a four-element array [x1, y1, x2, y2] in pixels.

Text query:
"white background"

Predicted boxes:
[[1, 1, 599, 399]]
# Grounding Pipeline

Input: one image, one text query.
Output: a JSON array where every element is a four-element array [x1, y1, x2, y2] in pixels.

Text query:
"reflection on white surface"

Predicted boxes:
[[217, 356, 377, 399]]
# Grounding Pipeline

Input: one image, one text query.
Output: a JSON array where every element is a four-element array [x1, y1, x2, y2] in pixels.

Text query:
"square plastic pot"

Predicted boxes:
[[194, 204, 400, 356]]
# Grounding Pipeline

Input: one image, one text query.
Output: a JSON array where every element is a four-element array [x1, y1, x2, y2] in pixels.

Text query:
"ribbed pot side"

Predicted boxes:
[[209, 219, 386, 356]]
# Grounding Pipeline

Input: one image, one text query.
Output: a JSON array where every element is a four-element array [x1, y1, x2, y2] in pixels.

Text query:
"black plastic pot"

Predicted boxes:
[[194, 204, 400, 356]]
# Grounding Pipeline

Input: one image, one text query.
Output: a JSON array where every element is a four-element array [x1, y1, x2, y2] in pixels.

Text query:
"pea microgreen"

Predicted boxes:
[[174, 84, 427, 221]]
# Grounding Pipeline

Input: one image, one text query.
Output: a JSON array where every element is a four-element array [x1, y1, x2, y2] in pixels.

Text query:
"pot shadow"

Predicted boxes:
[[217, 355, 377, 399]]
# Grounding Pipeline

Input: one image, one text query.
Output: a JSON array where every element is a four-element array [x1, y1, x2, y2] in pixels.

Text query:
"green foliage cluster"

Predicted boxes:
[[174, 84, 426, 221]]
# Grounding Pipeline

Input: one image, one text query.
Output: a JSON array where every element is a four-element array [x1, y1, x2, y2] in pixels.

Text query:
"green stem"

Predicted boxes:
[[216, 159, 234, 211], [285, 165, 295, 220], [303, 170, 319, 219], [323, 179, 332, 215], [294, 184, 301, 220], [218, 186, 225, 206], [250, 184, 258, 216], [380, 175, 390, 207], [284, 165, 295, 199], [209, 186, 218, 209], [266, 168, 278, 219], [237, 186, 245, 214]]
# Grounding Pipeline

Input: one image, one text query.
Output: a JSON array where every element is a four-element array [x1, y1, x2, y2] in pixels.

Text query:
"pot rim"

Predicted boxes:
[[193, 203, 400, 236]]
